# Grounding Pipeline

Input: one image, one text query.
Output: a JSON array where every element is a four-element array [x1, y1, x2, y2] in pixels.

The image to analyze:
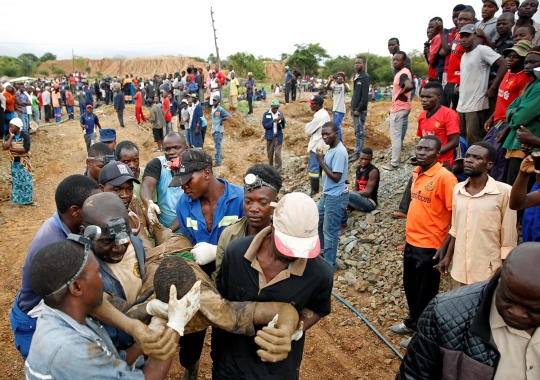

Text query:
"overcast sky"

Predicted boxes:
[[2, 0, 539, 61]]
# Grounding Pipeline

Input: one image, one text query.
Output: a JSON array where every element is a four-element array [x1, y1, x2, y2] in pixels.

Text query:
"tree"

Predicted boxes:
[[39, 52, 57, 63], [39, 70, 49, 76], [0, 56, 22, 77], [96, 71, 103, 77], [356, 52, 393, 86], [226, 52, 266, 79], [280, 53, 290, 61], [322, 56, 356, 80], [18, 53, 39, 76], [85, 66, 92, 75], [193, 57, 206, 63], [208, 53, 217, 64], [286, 43, 330, 76], [408, 49, 428, 79], [53, 67, 66, 75]]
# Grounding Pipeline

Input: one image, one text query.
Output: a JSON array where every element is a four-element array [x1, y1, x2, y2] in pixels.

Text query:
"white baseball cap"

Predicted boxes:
[[272, 192, 320, 259], [10, 117, 23, 129]]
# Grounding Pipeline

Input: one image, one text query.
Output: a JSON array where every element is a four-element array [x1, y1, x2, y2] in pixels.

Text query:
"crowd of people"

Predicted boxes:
[[3, 0, 540, 378]]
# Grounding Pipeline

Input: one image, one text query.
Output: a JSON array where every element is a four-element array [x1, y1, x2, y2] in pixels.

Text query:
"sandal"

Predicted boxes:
[[391, 211, 407, 219]]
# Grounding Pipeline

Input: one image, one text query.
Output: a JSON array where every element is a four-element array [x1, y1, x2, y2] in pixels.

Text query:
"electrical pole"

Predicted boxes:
[[210, 7, 221, 69], [72, 49, 75, 73]]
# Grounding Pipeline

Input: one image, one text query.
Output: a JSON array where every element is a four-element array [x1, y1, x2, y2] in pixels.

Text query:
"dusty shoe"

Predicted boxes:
[[182, 361, 199, 380], [390, 322, 414, 335], [400, 337, 411, 349]]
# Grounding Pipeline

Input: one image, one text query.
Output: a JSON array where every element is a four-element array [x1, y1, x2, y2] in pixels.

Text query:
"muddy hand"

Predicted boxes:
[[167, 281, 201, 336], [131, 322, 177, 360], [255, 320, 294, 363], [147, 200, 161, 226]]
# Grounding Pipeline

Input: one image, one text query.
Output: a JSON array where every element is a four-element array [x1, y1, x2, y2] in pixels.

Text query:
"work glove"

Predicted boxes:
[[167, 281, 201, 336], [146, 299, 168, 319], [147, 200, 161, 225], [191, 242, 217, 265], [148, 316, 167, 332]]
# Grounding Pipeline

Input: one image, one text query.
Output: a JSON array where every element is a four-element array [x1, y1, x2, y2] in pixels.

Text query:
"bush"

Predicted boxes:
[[39, 70, 49, 76], [52, 67, 66, 75], [96, 71, 103, 77]]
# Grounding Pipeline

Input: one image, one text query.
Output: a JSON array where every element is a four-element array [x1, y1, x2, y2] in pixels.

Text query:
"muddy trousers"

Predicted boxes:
[[266, 137, 282, 173], [403, 243, 440, 331], [179, 329, 206, 369]]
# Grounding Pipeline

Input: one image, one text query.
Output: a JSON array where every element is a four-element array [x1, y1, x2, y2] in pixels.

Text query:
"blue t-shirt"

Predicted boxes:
[[176, 179, 244, 245], [18, 213, 71, 313], [80, 113, 99, 134], [322, 142, 348, 196], [285, 71, 292, 83]]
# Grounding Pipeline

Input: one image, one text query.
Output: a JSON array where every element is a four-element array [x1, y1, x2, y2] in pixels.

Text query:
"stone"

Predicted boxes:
[[337, 276, 347, 283], [354, 279, 369, 292], [344, 272, 356, 286], [336, 258, 347, 270], [340, 319, 353, 327], [340, 236, 355, 246], [367, 269, 381, 283], [344, 259, 359, 268], [365, 215, 376, 224], [345, 241, 356, 254], [350, 230, 358, 236]]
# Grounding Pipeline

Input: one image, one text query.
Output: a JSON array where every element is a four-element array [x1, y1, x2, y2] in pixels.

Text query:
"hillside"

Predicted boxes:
[[37, 55, 286, 82]]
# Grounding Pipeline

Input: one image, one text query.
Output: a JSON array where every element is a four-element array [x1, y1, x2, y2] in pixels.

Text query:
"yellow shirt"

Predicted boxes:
[[449, 177, 517, 284], [107, 244, 142, 305], [491, 288, 540, 380], [229, 78, 240, 96]]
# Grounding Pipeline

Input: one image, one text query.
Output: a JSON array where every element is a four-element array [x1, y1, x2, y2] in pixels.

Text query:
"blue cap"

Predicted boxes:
[[100, 128, 116, 142]]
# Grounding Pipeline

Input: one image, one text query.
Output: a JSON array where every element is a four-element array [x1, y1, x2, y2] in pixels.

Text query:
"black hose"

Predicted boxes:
[[332, 292, 403, 360]]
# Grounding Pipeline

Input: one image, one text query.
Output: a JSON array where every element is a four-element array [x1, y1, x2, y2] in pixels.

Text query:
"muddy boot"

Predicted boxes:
[[310, 177, 320, 196], [182, 361, 199, 380]]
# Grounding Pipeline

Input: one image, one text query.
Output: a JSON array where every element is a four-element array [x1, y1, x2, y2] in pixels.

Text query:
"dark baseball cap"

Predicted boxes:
[[168, 149, 212, 187], [99, 161, 140, 186], [307, 95, 324, 105], [459, 24, 477, 34]]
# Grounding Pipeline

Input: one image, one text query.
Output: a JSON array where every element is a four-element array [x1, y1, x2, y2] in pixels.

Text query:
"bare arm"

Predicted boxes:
[[509, 155, 540, 210], [441, 133, 460, 155], [354, 169, 379, 198], [2, 134, 13, 150], [141, 176, 158, 208], [487, 57, 508, 97]]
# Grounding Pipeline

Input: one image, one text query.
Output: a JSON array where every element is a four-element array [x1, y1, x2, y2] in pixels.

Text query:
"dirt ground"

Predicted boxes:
[[0, 94, 423, 379]]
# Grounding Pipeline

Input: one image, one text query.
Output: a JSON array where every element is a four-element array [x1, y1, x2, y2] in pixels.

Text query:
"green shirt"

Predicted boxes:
[[503, 79, 540, 151]]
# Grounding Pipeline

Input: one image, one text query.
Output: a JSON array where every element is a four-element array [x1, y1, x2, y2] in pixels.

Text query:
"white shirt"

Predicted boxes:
[[42, 90, 51, 105], [305, 108, 331, 152], [457, 45, 501, 113], [270, 109, 280, 134]]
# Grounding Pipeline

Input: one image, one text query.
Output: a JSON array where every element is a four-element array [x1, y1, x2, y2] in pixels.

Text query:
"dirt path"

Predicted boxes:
[[0, 96, 422, 379]]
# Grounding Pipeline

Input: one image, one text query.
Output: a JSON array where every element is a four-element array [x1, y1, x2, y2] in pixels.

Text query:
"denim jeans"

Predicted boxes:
[[333, 111, 344, 141], [318, 191, 349, 270], [353, 110, 367, 156], [165, 121, 171, 135], [213, 131, 224, 164], [341, 191, 375, 225], [32, 107, 40, 125], [185, 128, 192, 147], [79, 104, 85, 115], [19, 113, 29, 133]]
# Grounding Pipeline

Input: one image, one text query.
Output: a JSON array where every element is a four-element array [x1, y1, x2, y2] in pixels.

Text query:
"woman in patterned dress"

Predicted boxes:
[[2, 117, 33, 205]]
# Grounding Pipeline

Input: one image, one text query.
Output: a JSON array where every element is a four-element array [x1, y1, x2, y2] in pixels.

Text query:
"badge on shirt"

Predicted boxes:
[[434, 122, 441, 129], [266, 115, 272, 119], [425, 181, 434, 191], [215, 111, 221, 116], [133, 262, 141, 279]]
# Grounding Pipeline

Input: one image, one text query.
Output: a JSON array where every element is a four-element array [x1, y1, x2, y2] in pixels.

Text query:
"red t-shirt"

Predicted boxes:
[[216, 71, 226, 86], [37, 92, 43, 107], [417, 105, 461, 166], [428, 34, 441, 80], [134, 92, 143, 108], [162, 98, 172, 122], [446, 34, 466, 85], [444, 28, 458, 73], [493, 70, 532, 123]]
